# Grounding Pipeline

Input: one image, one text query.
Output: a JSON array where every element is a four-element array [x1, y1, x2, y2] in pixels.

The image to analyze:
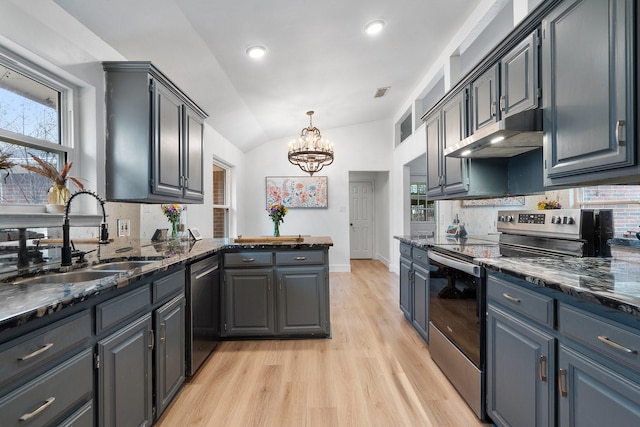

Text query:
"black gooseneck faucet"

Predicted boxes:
[[61, 190, 110, 266]]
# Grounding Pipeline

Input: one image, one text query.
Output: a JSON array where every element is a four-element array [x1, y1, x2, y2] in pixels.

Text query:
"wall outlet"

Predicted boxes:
[[117, 219, 130, 237]]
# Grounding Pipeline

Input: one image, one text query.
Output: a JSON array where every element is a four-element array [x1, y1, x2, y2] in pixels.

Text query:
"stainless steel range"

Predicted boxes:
[[427, 208, 613, 420]]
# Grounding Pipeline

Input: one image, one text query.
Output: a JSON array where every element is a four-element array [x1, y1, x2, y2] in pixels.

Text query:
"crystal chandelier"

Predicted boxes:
[[288, 111, 334, 176]]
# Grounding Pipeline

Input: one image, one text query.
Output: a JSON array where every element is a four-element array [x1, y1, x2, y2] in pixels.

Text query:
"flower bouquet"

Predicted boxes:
[[537, 198, 562, 210], [161, 204, 186, 240], [267, 203, 288, 237]]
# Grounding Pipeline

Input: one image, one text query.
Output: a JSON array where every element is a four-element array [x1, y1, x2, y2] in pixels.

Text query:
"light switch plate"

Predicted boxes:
[[117, 219, 130, 237]]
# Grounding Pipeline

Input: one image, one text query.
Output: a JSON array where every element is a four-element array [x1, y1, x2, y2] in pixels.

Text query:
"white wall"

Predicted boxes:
[[242, 119, 393, 272]]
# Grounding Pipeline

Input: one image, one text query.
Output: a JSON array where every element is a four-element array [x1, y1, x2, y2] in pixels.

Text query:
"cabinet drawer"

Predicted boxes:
[[153, 269, 185, 304], [559, 303, 640, 371], [399, 243, 412, 258], [0, 311, 91, 389], [0, 349, 93, 427], [412, 247, 428, 266], [58, 401, 93, 427], [487, 274, 554, 328], [224, 252, 272, 267], [96, 284, 151, 334], [275, 250, 325, 265]]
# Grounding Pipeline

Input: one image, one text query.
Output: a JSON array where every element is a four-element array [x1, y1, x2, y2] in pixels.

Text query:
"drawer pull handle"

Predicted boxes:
[[538, 355, 547, 382], [597, 335, 637, 354], [18, 342, 54, 361], [558, 368, 568, 397], [242, 258, 255, 262], [295, 256, 307, 261], [502, 293, 521, 303], [19, 396, 55, 421]]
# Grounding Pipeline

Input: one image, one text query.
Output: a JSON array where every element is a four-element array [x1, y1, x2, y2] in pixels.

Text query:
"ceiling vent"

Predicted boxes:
[[373, 86, 390, 98]]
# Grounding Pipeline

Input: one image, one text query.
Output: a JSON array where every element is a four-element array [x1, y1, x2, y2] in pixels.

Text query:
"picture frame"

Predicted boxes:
[[188, 228, 203, 241], [266, 176, 328, 208]]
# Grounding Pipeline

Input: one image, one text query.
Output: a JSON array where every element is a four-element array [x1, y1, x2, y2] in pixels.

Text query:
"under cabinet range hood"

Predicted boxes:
[[444, 109, 543, 158]]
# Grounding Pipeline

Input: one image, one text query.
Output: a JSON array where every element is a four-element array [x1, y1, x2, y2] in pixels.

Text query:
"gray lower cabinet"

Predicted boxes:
[[224, 267, 275, 336], [0, 349, 93, 427], [542, 0, 637, 186], [397, 243, 429, 343], [486, 271, 640, 426], [154, 295, 186, 418], [399, 255, 412, 320], [222, 249, 330, 338], [98, 313, 154, 427], [486, 303, 555, 427], [276, 266, 327, 335]]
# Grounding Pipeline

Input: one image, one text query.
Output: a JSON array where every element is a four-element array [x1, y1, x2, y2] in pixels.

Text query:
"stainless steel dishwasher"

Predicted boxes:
[[186, 254, 220, 376]]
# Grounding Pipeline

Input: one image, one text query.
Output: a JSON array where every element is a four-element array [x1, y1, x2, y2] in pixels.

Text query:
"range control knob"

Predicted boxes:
[[566, 216, 575, 225], [498, 215, 505, 222], [551, 216, 560, 224], [504, 215, 513, 223]]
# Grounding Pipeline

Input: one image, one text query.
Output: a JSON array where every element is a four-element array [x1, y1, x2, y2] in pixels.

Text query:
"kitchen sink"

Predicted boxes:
[[89, 260, 155, 271], [13, 270, 119, 285]]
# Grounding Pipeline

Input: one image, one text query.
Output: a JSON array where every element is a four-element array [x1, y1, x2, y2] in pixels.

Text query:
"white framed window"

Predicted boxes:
[[212, 162, 230, 239], [0, 46, 74, 205]]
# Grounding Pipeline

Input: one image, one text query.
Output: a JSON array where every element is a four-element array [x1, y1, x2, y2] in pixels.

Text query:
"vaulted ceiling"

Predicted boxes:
[[54, 0, 481, 152]]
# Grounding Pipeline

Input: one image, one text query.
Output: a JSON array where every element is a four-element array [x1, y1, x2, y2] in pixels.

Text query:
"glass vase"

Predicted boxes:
[[48, 183, 70, 206], [171, 219, 179, 241], [273, 221, 280, 237]]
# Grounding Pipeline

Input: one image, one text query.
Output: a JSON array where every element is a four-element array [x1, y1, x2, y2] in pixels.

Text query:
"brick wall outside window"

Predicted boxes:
[[582, 186, 640, 236]]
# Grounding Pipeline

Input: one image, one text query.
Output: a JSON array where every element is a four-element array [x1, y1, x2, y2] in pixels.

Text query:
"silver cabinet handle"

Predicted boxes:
[[242, 258, 255, 263], [558, 368, 568, 397], [295, 256, 306, 261], [539, 355, 547, 382], [160, 323, 166, 343], [267, 278, 271, 292], [279, 278, 283, 290], [148, 329, 155, 350], [597, 335, 637, 354], [615, 120, 625, 145], [195, 265, 219, 280], [18, 342, 54, 361], [502, 293, 521, 303], [20, 397, 55, 421]]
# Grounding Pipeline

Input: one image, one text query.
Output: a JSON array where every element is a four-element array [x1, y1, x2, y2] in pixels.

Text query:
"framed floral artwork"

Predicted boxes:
[[266, 176, 328, 208]]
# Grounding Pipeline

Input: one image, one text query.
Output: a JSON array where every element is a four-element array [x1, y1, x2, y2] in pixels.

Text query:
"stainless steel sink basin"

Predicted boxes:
[[13, 270, 118, 285], [89, 260, 154, 271]]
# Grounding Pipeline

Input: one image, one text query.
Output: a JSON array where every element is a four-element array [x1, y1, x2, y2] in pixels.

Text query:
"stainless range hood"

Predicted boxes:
[[443, 109, 543, 158]]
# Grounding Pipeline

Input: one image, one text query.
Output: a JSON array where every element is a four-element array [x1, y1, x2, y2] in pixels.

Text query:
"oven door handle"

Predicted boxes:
[[428, 251, 482, 278]]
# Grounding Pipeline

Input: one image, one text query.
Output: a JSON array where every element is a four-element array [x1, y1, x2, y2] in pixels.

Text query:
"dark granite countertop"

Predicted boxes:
[[0, 236, 333, 333], [396, 235, 640, 320]]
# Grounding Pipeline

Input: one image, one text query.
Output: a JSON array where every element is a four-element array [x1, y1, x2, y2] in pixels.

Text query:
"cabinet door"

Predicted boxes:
[[441, 91, 468, 195], [183, 107, 204, 201], [500, 30, 539, 118], [425, 110, 443, 197], [155, 295, 185, 418], [411, 263, 429, 343], [470, 64, 499, 133], [542, 0, 634, 183], [275, 266, 328, 335], [98, 314, 153, 427], [152, 81, 184, 198], [486, 304, 555, 427], [399, 257, 412, 320], [224, 268, 275, 336], [558, 344, 640, 426]]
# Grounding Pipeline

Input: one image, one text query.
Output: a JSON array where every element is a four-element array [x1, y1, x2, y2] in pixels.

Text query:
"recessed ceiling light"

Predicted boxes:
[[364, 20, 385, 35], [246, 45, 267, 59]]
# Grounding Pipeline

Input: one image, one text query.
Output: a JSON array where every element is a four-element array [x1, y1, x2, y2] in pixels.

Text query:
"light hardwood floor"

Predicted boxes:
[[157, 259, 488, 427]]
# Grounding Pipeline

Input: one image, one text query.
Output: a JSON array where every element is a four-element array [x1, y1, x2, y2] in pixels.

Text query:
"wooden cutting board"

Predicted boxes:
[[233, 236, 304, 243]]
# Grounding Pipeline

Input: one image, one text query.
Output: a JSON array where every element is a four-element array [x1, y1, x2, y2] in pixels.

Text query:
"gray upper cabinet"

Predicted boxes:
[[470, 64, 500, 133], [470, 30, 539, 134], [542, 0, 637, 186], [500, 31, 539, 118], [427, 90, 469, 198], [103, 61, 208, 203]]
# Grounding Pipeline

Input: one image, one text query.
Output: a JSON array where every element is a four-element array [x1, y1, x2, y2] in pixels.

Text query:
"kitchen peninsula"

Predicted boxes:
[[0, 236, 332, 427]]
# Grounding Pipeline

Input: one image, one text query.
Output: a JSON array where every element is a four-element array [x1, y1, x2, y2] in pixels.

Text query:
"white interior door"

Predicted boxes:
[[349, 181, 373, 259]]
